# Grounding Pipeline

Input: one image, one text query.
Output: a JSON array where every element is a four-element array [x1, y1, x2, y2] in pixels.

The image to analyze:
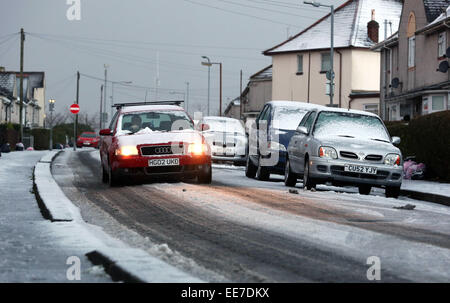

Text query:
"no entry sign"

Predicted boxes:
[[70, 104, 80, 114]]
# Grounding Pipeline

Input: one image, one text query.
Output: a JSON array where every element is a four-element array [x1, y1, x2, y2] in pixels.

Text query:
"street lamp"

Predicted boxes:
[[202, 56, 223, 116], [111, 80, 132, 118], [48, 98, 55, 150], [304, 1, 335, 107], [201, 56, 211, 116]]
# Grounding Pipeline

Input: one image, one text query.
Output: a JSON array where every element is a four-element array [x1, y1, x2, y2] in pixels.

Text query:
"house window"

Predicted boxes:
[[297, 54, 303, 74], [408, 36, 415, 68], [321, 53, 331, 72], [438, 32, 446, 58], [432, 95, 445, 111], [364, 104, 379, 115]]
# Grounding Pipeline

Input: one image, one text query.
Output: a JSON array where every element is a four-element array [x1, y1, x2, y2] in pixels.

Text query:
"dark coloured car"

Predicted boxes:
[[246, 101, 322, 181]]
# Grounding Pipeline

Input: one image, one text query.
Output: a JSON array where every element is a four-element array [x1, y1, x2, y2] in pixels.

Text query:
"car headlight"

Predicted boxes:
[[115, 146, 139, 156], [268, 141, 286, 152], [384, 154, 401, 166], [319, 146, 338, 159], [188, 142, 209, 155]]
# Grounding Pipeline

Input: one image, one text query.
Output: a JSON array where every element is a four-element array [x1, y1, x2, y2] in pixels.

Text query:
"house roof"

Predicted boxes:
[[417, 4, 450, 33], [424, 0, 450, 22], [0, 71, 45, 103], [250, 65, 272, 80], [264, 0, 403, 55]]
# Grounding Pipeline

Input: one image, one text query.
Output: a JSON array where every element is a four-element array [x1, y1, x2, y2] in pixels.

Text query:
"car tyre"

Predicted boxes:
[[385, 186, 400, 198], [245, 156, 257, 178], [284, 159, 297, 187], [101, 164, 108, 183], [303, 159, 316, 190], [198, 165, 212, 184], [108, 165, 120, 187], [358, 185, 372, 195], [256, 156, 270, 181]]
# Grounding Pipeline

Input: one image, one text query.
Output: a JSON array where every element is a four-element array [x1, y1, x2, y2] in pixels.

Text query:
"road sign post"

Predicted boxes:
[[70, 104, 80, 151]]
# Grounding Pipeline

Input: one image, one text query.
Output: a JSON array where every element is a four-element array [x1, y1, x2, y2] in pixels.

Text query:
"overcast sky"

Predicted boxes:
[[0, 0, 345, 120]]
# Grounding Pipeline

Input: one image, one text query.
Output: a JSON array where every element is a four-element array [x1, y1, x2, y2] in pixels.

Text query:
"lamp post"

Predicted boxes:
[[111, 80, 132, 118], [48, 99, 55, 150], [202, 57, 223, 116], [201, 56, 211, 115], [304, 1, 335, 106]]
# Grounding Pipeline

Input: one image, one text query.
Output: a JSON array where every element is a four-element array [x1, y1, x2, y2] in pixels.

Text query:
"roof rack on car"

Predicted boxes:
[[113, 100, 184, 109]]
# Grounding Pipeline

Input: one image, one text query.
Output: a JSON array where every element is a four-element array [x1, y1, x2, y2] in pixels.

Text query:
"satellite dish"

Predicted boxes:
[[446, 47, 450, 58], [391, 78, 400, 88], [438, 61, 449, 73]]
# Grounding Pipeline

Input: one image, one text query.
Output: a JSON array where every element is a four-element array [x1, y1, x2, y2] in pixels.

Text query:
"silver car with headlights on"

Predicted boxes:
[[285, 108, 403, 198], [197, 116, 247, 165]]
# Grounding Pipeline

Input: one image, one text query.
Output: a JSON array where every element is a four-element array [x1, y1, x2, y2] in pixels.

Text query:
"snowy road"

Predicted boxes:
[[53, 149, 450, 282]]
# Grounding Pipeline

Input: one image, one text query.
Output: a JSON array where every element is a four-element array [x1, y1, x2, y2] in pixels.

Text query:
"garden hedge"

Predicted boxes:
[[386, 110, 450, 181]]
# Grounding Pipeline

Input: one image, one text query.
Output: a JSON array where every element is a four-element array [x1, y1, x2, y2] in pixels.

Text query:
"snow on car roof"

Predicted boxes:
[[120, 105, 185, 114], [316, 106, 379, 117], [267, 100, 325, 109], [203, 116, 240, 121]]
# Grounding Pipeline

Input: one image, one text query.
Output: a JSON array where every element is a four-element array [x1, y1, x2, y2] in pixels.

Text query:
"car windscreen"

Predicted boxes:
[[81, 133, 96, 138], [121, 111, 194, 133], [272, 107, 309, 130], [313, 111, 390, 142], [203, 119, 245, 135]]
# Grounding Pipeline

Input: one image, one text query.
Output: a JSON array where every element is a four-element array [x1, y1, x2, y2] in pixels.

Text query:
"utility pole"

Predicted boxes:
[[219, 63, 222, 116], [240, 70, 243, 120], [185, 82, 190, 114], [304, 1, 335, 106], [74, 71, 80, 151], [99, 85, 103, 130], [201, 56, 211, 116], [103, 64, 108, 129], [19, 28, 25, 142]]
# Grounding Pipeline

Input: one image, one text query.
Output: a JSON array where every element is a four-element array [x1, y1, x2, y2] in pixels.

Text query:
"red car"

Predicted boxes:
[[99, 103, 212, 186], [77, 132, 100, 148]]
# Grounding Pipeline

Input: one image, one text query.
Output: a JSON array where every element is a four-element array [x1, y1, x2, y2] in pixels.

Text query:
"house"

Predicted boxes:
[[0, 69, 45, 128], [372, 0, 450, 121], [240, 65, 272, 121], [263, 0, 403, 115], [224, 97, 241, 119]]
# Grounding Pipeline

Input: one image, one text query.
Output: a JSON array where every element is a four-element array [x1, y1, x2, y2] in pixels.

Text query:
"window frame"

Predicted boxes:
[[297, 54, 303, 75], [408, 36, 416, 68], [438, 32, 447, 58], [321, 53, 331, 73]]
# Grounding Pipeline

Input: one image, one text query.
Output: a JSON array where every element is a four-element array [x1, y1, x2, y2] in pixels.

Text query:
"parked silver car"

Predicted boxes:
[[197, 116, 247, 165], [285, 108, 403, 198]]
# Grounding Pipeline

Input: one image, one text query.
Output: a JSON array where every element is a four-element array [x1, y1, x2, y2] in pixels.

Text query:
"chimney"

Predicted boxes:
[[367, 9, 379, 43]]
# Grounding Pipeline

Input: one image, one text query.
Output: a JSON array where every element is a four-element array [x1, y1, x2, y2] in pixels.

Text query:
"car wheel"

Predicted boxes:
[[198, 165, 212, 184], [108, 165, 120, 187], [303, 159, 316, 190], [245, 156, 257, 178], [256, 156, 270, 181], [284, 159, 297, 187], [101, 164, 108, 183], [358, 185, 372, 195], [385, 186, 400, 198]]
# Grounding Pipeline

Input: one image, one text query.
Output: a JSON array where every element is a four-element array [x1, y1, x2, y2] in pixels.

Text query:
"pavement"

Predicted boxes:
[[0, 150, 111, 282], [0, 150, 202, 283], [401, 179, 450, 206]]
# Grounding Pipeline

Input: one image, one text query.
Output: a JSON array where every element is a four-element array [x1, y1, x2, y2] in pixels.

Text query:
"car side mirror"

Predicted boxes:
[[391, 136, 401, 145], [198, 123, 210, 131], [99, 129, 112, 136], [296, 126, 308, 135]]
